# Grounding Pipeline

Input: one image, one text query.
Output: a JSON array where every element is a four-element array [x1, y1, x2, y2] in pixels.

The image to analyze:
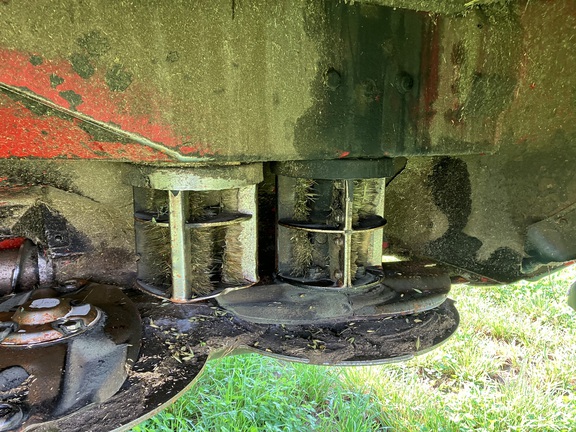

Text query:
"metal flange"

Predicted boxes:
[[271, 158, 397, 180], [124, 163, 263, 191]]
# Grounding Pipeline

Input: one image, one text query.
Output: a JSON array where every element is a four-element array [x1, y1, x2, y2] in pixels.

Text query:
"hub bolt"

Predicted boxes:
[[56, 319, 84, 335]]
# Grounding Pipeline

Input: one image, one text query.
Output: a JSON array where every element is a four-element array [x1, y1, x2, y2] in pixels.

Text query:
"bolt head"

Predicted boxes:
[[324, 68, 342, 90], [396, 72, 414, 94], [57, 319, 84, 335]]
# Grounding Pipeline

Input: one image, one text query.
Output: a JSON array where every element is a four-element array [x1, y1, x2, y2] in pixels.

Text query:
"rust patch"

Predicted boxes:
[[49, 74, 64, 89], [29, 55, 42, 66]]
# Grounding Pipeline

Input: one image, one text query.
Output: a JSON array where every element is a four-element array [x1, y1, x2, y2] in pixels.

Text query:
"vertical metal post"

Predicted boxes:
[[342, 180, 354, 288], [236, 185, 258, 283], [368, 179, 386, 266], [169, 190, 192, 301]]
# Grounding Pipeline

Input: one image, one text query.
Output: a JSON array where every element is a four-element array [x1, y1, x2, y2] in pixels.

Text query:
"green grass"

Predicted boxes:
[[133, 267, 576, 432]]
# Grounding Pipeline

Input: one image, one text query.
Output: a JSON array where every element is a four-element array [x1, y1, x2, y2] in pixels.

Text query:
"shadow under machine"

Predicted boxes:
[[0, 0, 575, 430]]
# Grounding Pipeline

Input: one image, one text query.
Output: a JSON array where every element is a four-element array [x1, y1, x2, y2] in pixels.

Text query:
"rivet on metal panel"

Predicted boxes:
[[396, 72, 414, 94], [323, 68, 342, 90]]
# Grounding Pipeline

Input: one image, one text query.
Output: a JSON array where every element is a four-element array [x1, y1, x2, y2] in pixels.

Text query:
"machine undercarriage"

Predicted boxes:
[[0, 0, 574, 430]]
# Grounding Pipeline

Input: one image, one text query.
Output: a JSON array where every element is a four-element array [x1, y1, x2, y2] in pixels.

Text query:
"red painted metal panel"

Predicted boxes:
[[0, 237, 25, 250]]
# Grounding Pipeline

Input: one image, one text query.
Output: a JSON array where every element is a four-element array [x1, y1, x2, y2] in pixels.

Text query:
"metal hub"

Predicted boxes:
[[127, 164, 262, 303], [272, 160, 389, 290], [0, 294, 101, 346], [215, 159, 453, 326], [0, 284, 141, 431], [0, 240, 51, 297]]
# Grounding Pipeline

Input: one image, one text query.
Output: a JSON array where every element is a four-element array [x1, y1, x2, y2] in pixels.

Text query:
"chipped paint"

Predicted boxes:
[[0, 92, 172, 161], [0, 237, 25, 250], [0, 49, 213, 161]]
